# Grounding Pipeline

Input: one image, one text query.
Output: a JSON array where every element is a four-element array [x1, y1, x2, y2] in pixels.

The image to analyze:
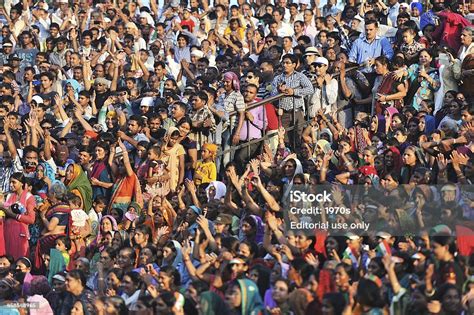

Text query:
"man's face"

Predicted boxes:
[[82, 35, 92, 46], [22, 34, 32, 45], [41, 76, 52, 89], [50, 27, 59, 37], [192, 96, 204, 110], [117, 250, 133, 269], [10, 10, 19, 20], [269, 23, 278, 35], [78, 151, 91, 165], [149, 118, 161, 132], [282, 58, 296, 74], [245, 72, 259, 85], [365, 24, 377, 40], [127, 120, 141, 135], [244, 86, 257, 103], [73, 68, 83, 81]]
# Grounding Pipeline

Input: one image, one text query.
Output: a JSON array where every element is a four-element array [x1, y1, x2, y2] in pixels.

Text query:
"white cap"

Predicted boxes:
[[32, 95, 44, 104], [191, 50, 204, 58], [314, 56, 329, 66], [299, 0, 310, 5], [376, 231, 392, 239], [140, 96, 154, 107], [57, 0, 68, 4]]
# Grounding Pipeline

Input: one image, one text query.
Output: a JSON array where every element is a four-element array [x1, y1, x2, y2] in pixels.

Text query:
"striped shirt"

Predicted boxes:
[[271, 71, 314, 111], [218, 90, 245, 131]]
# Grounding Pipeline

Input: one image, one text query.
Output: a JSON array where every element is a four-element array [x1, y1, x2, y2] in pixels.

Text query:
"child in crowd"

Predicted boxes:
[[194, 143, 218, 186]]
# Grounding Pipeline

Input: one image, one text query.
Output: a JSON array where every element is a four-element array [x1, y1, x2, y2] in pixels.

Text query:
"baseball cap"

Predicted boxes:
[[345, 232, 360, 241], [376, 231, 392, 239], [229, 258, 247, 265], [170, 0, 180, 7], [2, 42, 13, 48], [32, 95, 44, 104], [8, 54, 21, 61]]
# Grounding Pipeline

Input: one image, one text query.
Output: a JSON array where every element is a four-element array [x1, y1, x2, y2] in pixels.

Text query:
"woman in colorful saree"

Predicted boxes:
[[108, 139, 143, 213], [35, 181, 70, 273], [65, 163, 93, 212], [0, 172, 36, 260]]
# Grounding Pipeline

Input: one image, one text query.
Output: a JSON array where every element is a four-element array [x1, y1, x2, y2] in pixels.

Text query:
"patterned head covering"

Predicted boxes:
[[223, 72, 240, 91]]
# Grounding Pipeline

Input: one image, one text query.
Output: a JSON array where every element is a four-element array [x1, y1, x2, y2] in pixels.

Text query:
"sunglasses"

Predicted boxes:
[[314, 63, 326, 68]]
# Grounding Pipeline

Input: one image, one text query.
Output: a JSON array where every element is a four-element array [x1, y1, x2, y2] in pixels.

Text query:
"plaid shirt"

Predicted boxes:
[[189, 106, 216, 149], [271, 71, 314, 111]]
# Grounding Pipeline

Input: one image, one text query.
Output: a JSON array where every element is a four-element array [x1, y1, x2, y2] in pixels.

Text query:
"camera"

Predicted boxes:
[[11, 202, 25, 215]]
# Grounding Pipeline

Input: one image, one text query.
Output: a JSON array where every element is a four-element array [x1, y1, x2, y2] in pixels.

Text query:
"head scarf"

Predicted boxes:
[[374, 115, 386, 134], [202, 143, 218, 160], [423, 115, 436, 135], [316, 139, 331, 154], [384, 146, 402, 175], [223, 72, 240, 91], [411, 2, 423, 12], [200, 291, 230, 315], [66, 164, 93, 212], [236, 279, 265, 315], [93, 215, 119, 249], [190, 205, 202, 216], [249, 215, 264, 244], [206, 181, 227, 202], [320, 128, 333, 143], [385, 106, 399, 121], [439, 117, 459, 134], [171, 240, 183, 268], [64, 79, 82, 100]]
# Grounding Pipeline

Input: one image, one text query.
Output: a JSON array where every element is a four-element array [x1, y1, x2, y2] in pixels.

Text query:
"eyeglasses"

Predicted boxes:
[[315, 63, 326, 68]]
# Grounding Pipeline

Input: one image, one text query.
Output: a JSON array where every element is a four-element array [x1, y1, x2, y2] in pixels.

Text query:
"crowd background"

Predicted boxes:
[[0, 0, 472, 314]]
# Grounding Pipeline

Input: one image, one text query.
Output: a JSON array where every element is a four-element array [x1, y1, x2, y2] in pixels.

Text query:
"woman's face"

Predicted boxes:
[[134, 231, 148, 247], [408, 120, 419, 134], [112, 233, 122, 248], [402, 148, 417, 166], [121, 275, 136, 295], [334, 266, 349, 288], [391, 116, 403, 129], [363, 149, 375, 165], [71, 301, 84, 315], [10, 178, 22, 192], [16, 261, 30, 273], [248, 269, 259, 284], [225, 284, 242, 309], [101, 218, 113, 233], [178, 122, 191, 137], [157, 272, 172, 290], [66, 165, 74, 182], [65, 275, 83, 293], [295, 233, 311, 250], [95, 147, 106, 160], [444, 92, 455, 106], [374, 61, 387, 75], [283, 160, 296, 177], [419, 117, 426, 132], [419, 50, 432, 66], [238, 243, 251, 258], [461, 29, 473, 46], [272, 280, 289, 304], [106, 272, 120, 290]]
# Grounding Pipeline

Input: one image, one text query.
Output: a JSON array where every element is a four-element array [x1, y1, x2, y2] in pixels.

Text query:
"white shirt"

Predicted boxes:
[[309, 78, 338, 116]]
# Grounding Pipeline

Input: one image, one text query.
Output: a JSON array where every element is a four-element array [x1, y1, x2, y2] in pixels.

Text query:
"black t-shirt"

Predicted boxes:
[[95, 91, 112, 109]]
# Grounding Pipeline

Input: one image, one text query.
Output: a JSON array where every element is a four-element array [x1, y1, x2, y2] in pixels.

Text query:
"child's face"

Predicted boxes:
[[412, 8, 420, 17], [56, 240, 66, 252], [94, 202, 106, 213], [201, 148, 210, 160]]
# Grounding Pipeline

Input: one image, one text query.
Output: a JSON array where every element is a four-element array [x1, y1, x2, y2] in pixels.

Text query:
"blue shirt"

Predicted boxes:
[[348, 36, 394, 72]]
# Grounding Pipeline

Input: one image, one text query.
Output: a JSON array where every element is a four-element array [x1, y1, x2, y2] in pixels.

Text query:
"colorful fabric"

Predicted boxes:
[[66, 164, 93, 213]]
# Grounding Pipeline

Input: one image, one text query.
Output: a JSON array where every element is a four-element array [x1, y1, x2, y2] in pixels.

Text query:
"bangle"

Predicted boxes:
[[453, 138, 456, 144], [16, 214, 21, 221]]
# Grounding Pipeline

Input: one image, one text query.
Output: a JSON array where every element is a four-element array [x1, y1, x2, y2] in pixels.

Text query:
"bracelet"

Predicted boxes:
[[16, 214, 21, 221], [453, 138, 456, 144]]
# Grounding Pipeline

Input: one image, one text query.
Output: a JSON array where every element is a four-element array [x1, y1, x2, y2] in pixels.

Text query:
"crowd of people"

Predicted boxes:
[[0, 0, 472, 314]]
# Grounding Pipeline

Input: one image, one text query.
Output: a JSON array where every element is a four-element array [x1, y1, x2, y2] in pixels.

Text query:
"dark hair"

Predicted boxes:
[[281, 54, 298, 64], [56, 235, 72, 251], [159, 265, 181, 287], [322, 293, 347, 315], [356, 277, 386, 308], [67, 269, 87, 287]]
